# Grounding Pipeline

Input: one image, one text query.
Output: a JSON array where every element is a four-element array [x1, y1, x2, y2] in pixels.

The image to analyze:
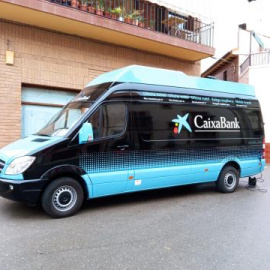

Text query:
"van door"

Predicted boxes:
[[79, 102, 132, 198], [125, 101, 192, 192]]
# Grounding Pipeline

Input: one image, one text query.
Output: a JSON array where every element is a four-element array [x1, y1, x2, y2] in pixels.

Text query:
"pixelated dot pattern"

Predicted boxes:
[[79, 147, 262, 174]]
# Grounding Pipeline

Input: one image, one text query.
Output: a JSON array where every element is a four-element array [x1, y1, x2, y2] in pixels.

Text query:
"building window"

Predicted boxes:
[[21, 87, 77, 138], [223, 71, 228, 81]]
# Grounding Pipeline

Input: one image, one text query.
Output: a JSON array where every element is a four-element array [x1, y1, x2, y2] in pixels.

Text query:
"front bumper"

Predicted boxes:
[[0, 178, 47, 205]]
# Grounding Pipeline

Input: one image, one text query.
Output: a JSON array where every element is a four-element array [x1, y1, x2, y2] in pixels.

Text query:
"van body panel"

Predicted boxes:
[[0, 135, 64, 165], [240, 159, 265, 177], [126, 164, 217, 192], [89, 171, 128, 197]]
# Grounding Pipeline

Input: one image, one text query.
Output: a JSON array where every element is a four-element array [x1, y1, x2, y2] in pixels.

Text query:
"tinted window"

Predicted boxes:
[[134, 103, 263, 141], [87, 103, 126, 140], [134, 103, 189, 141]]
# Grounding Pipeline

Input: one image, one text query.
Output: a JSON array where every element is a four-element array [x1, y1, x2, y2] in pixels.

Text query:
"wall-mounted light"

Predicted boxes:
[[6, 50, 15, 65], [5, 40, 15, 65]]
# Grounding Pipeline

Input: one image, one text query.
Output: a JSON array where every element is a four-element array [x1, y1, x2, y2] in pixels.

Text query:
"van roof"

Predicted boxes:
[[86, 65, 255, 97]]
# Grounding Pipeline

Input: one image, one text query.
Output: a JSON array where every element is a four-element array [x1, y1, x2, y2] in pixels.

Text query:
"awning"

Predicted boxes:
[[148, 0, 205, 19], [148, 0, 187, 15], [252, 31, 265, 49]]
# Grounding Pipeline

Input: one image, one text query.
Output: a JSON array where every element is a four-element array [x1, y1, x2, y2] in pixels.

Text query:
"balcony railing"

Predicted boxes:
[[240, 52, 270, 73], [48, 0, 214, 47]]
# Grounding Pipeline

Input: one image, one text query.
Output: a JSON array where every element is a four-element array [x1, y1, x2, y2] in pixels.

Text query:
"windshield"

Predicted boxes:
[[37, 101, 92, 137]]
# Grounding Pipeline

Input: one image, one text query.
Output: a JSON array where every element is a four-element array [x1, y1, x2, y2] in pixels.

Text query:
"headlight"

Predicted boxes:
[[5, 156, 36, 175]]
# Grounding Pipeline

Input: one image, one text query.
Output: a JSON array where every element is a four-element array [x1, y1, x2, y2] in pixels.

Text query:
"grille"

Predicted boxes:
[[0, 159, 5, 174]]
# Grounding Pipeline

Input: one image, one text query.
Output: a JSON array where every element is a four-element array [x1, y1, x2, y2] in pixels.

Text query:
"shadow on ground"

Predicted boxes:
[[0, 180, 250, 220]]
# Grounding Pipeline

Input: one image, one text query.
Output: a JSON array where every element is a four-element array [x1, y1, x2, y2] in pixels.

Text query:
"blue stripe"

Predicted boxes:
[[87, 159, 264, 198]]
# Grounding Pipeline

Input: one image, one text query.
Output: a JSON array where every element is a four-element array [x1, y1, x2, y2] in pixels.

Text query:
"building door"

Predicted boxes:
[[21, 87, 77, 138]]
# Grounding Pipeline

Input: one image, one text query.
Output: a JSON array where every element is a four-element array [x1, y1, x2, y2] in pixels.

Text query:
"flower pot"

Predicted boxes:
[[81, 4, 87, 11], [71, 0, 78, 8], [88, 6, 95, 13], [138, 22, 145, 28], [96, 9, 104, 16], [124, 18, 132, 24], [111, 14, 118, 20], [105, 11, 110, 18], [134, 20, 139, 26]]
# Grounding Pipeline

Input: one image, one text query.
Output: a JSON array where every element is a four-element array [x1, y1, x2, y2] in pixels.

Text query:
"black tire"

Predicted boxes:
[[41, 177, 84, 218], [216, 166, 239, 193]]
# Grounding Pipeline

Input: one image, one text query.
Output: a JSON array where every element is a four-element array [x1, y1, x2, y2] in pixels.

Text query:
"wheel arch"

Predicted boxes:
[[220, 160, 241, 176], [40, 165, 90, 199]]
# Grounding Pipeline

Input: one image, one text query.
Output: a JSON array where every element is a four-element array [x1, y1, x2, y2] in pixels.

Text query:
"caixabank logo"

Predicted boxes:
[[172, 114, 192, 134], [172, 114, 240, 135]]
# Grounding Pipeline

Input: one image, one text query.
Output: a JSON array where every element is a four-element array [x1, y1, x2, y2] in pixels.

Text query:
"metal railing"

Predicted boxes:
[[48, 0, 214, 47], [240, 52, 270, 73]]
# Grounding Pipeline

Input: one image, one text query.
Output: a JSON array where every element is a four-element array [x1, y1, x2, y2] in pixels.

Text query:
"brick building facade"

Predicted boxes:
[[0, 0, 214, 148], [201, 51, 239, 82]]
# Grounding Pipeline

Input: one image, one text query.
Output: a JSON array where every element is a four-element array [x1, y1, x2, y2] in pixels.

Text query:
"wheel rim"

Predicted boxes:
[[224, 172, 237, 190], [52, 185, 77, 212]]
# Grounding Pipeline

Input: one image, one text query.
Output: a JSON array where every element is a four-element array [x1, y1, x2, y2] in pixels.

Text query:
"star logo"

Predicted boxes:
[[172, 113, 192, 134]]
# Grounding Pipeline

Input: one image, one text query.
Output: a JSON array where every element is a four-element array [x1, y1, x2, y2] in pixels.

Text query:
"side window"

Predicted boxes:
[[242, 109, 263, 137], [134, 102, 264, 142], [87, 103, 126, 140], [134, 103, 190, 141]]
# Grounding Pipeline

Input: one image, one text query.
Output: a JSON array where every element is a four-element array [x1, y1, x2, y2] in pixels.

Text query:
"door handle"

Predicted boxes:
[[117, 145, 129, 150]]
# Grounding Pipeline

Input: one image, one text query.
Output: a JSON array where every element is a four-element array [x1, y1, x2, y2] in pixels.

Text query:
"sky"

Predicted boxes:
[[162, 0, 270, 71]]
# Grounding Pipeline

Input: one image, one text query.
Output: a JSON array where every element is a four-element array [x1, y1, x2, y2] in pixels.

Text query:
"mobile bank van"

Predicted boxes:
[[0, 66, 265, 218]]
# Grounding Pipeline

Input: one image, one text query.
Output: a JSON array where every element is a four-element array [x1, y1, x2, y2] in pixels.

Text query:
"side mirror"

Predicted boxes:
[[79, 123, 94, 144]]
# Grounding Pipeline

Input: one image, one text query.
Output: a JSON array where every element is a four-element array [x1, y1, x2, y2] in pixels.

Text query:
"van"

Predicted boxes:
[[0, 65, 265, 218]]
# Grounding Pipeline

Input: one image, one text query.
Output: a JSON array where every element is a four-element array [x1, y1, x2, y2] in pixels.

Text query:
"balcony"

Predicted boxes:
[[240, 52, 270, 74], [0, 0, 215, 61]]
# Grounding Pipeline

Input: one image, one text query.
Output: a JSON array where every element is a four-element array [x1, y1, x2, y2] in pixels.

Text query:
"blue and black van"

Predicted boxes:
[[0, 66, 265, 218]]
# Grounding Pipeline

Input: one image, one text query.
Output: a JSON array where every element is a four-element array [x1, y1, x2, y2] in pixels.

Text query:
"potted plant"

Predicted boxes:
[[96, 0, 104, 16], [124, 13, 133, 24], [88, 0, 95, 13], [104, 6, 111, 18], [148, 19, 155, 30], [110, 6, 122, 20], [132, 10, 144, 26], [80, 0, 88, 11], [138, 16, 145, 28]]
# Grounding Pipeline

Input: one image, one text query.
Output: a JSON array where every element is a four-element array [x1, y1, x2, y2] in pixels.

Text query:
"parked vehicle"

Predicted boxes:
[[0, 65, 265, 218]]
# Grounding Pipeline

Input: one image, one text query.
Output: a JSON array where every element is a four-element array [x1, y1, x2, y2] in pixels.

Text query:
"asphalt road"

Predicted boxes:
[[0, 167, 270, 270]]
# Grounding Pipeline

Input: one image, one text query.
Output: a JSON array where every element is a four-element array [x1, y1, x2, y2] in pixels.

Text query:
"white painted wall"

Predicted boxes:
[[247, 65, 270, 142]]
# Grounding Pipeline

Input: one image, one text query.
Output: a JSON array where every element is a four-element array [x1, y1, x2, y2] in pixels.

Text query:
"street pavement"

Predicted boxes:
[[0, 167, 270, 270]]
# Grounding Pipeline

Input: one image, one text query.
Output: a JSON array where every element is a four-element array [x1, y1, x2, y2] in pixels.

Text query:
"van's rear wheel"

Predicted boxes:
[[41, 177, 84, 218], [216, 166, 239, 193]]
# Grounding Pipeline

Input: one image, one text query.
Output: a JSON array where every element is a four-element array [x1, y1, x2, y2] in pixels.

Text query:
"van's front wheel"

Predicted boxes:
[[41, 177, 84, 218], [216, 166, 239, 193]]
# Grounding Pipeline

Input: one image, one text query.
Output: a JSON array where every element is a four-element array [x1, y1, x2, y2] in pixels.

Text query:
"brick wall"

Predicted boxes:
[[266, 143, 270, 164], [0, 51, 22, 147], [0, 20, 200, 148], [208, 57, 239, 82]]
